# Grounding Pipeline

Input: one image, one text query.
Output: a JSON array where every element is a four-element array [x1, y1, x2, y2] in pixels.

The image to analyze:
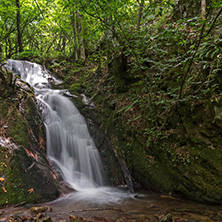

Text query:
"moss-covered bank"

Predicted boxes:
[[75, 69, 222, 204], [0, 68, 60, 206]]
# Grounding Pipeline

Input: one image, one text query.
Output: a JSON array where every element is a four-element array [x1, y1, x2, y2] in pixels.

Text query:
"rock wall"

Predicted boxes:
[[74, 52, 222, 203], [72, 95, 132, 190]]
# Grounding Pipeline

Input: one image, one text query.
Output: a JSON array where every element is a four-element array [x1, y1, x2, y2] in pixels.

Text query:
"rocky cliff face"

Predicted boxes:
[[78, 69, 222, 204], [62, 27, 222, 202], [0, 67, 60, 206]]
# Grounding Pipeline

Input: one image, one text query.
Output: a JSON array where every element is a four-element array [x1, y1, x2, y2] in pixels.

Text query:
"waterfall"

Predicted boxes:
[[6, 60, 106, 190], [6, 59, 133, 203]]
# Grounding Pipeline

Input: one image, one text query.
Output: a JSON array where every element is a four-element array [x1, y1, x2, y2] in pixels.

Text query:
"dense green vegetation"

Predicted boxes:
[[1, 0, 222, 204]]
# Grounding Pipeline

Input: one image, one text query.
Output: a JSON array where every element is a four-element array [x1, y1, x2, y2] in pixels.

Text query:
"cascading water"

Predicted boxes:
[[42, 92, 106, 190], [6, 59, 132, 203]]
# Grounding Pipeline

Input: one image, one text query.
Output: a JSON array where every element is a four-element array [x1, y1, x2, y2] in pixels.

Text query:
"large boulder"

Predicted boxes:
[[0, 68, 60, 206]]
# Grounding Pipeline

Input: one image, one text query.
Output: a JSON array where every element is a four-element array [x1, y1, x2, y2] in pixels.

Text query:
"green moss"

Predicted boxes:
[[0, 149, 43, 206], [10, 117, 29, 147], [0, 146, 27, 206], [0, 83, 59, 207], [0, 146, 59, 207], [70, 83, 81, 94], [86, 80, 222, 203], [0, 101, 10, 118], [0, 98, 30, 148]]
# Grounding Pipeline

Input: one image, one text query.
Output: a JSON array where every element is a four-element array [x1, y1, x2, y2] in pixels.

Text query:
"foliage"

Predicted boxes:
[[70, 83, 81, 94]]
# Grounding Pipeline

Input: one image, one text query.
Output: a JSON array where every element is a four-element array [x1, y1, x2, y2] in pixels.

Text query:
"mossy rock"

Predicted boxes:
[[126, 101, 222, 203], [0, 79, 60, 207], [0, 147, 59, 206]]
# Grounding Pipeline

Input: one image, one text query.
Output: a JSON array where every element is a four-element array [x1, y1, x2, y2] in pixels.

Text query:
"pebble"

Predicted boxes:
[[30, 206, 52, 215]]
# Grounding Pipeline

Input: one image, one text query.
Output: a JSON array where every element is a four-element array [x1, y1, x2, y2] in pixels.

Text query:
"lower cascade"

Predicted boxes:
[[6, 59, 131, 203], [42, 90, 106, 190]]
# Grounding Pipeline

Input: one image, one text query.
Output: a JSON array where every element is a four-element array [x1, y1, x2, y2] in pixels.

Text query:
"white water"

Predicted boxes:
[[6, 59, 132, 203]]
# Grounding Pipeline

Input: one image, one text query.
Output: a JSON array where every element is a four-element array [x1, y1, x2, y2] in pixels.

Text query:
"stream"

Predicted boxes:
[[1, 60, 221, 222], [1, 192, 222, 221]]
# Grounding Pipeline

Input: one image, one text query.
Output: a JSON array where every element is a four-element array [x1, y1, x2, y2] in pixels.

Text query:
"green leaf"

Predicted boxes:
[[133, 114, 142, 121], [124, 99, 139, 113]]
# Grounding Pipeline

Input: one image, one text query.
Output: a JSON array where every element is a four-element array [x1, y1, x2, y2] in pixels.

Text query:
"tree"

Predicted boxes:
[[201, 0, 206, 19], [16, 0, 23, 52]]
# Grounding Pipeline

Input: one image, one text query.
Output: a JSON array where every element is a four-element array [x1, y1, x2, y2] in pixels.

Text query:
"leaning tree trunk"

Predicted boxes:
[[16, 0, 23, 53]]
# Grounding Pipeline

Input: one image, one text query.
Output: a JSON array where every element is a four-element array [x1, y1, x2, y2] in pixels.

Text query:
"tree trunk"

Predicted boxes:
[[16, 0, 23, 52], [70, 12, 78, 60], [76, 10, 81, 59], [0, 43, 2, 62], [62, 36, 66, 52], [4, 22, 12, 57], [76, 11, 86, 60], [201, 0, 206, 19]]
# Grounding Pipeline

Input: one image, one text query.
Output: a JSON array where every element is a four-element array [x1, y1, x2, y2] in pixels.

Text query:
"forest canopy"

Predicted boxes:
[[0, 0, 221, 63]]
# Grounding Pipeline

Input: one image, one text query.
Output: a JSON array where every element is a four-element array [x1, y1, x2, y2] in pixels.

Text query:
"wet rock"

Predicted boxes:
[[80, 93, 95, 108], [134, 217, 150, 222], [159, 214, 173, 222], [30, 206, 52, 215], [69, 215, 108, 222], [79, 104, 130, 187], [115, 218, 127, 222], [116, 217, 149, 222], [56, 180, 75, 194], [6, 215, 52, 222], [20, 216, 29, 221], [42, 217, 52, 222], [90, 217, 108, 222], [69, 215, 84, 221], [34, 212, 44, 220], [15, 78, 33, 93], [7, 216, 23, 222], [115, 218, 145, 222]]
